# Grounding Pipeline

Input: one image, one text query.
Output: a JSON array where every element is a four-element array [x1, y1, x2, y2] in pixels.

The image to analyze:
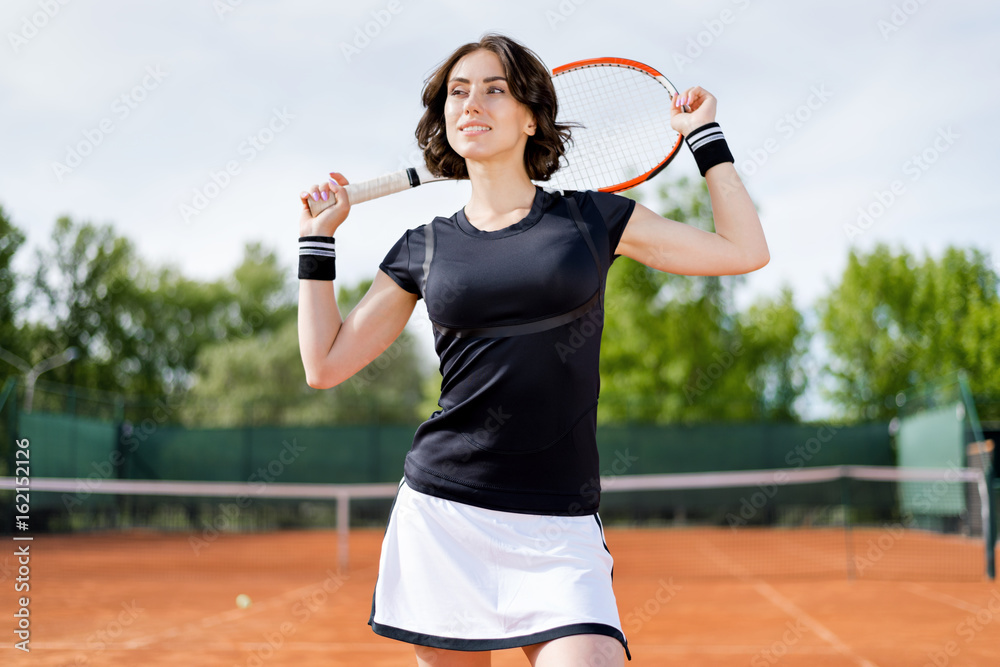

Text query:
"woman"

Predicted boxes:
[[298, 33, 767, 667]]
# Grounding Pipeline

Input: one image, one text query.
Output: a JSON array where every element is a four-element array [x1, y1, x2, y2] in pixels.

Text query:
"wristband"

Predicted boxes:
[[685, 122, 735, 177], [298, 236, 336, 280]]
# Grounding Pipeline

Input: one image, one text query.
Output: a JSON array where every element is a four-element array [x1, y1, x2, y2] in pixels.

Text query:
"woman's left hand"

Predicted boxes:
[[670, 86, 718, 137]]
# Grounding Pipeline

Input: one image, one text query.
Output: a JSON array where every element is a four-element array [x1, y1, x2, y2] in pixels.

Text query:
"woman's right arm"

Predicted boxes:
[[298, 173, 419, 389]]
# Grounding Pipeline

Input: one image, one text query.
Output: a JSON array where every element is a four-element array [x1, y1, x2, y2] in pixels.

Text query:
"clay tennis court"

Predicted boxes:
[[3, 528, 998, 666]]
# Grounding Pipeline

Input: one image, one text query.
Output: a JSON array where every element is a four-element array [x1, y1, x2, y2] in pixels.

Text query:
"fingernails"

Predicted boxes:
[[311, 192, 319, 201], [300, 192, 308, 199], [321, 191, 329, 201]]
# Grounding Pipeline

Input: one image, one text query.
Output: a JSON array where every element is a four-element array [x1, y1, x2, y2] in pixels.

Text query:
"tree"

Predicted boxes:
[[28, 220, 294, 402], [598, 177, 809, 423], [28, 216, 136, 394], [817, 243, 1000, 422], [0, 207, 28, 381], [180, 278, 426, 426]]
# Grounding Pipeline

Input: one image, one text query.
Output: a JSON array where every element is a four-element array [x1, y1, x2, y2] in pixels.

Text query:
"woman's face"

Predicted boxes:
[[444, 49, 536, 168]]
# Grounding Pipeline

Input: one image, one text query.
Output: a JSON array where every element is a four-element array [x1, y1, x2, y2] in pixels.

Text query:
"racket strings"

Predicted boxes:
[[547, 63, 681, 192]]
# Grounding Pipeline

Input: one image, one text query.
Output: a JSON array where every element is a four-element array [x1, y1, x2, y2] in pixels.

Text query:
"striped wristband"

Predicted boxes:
[[298, 236, 336, 281], [685, 122, 735, 177]]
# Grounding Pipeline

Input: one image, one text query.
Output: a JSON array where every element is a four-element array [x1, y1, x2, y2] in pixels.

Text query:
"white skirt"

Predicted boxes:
[[369, 479, 630, 658]]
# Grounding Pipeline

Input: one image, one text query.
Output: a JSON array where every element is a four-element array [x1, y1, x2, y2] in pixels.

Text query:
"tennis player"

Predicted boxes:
[[298, 33, 767, 667]]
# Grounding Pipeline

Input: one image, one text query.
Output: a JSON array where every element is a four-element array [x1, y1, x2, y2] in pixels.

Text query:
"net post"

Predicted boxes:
[[337, 491, 350, 574], [976, 467, 996, 580], [841, 466, 856, 580]]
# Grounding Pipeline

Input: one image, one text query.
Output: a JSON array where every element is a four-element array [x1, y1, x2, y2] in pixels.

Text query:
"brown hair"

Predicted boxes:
[[415, 33, 572, 181]]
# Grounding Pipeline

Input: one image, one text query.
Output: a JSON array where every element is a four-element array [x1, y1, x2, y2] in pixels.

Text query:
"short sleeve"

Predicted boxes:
[[584, 190, 636, 264], [379, 229, 422, 297]]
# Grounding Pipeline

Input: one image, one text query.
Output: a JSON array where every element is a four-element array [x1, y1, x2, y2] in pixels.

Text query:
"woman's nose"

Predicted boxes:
[[463, 89, 483, 114]]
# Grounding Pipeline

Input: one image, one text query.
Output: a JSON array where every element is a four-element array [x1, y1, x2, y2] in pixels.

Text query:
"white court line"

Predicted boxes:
[[901, 583, 988, 614], [697, 541, 880, 667]]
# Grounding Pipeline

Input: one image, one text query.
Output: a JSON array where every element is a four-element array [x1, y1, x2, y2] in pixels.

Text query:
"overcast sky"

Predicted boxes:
[[1, 0, 996, 419]]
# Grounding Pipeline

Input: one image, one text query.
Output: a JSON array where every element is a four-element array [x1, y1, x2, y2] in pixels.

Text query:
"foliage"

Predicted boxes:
[[817, 243, 1000, 422], [180, 279, 425, 426], [599, 177, 809, 423]]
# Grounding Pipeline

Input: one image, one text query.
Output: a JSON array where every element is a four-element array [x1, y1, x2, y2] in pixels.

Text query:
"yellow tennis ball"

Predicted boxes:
[[236, 594, 252, 609]]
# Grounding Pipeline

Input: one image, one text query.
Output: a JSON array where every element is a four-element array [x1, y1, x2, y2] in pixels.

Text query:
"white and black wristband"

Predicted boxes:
[[299, 236, 336, 281], [685, 122, 735, 177]]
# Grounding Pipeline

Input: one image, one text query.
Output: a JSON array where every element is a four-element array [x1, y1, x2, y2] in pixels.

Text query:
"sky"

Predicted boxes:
[[1, 0, 997, 419]]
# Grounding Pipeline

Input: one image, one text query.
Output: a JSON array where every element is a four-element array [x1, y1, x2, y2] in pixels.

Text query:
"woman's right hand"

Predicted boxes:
[[299, 172, 351, 237]]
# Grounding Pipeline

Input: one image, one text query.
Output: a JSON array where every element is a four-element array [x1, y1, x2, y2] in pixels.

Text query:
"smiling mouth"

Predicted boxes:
[[460, 125, 492, 133]]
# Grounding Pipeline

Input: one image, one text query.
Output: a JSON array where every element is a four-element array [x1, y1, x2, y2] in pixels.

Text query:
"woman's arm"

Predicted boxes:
[[614, 87, 769, 276], [297, 173, 419, 389]]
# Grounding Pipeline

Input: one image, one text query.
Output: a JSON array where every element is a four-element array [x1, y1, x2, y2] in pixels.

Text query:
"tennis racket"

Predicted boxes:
[[308, 57, 687, 216]]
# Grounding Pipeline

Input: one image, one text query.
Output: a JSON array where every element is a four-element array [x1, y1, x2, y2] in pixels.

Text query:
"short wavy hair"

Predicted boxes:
[[415, 33, 572, 182]]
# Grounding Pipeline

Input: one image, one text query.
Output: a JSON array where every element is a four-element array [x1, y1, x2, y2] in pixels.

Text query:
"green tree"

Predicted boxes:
[[181, 278, 426, 426], [0, 207, 28, 380], [28, 219, 294, 402], [817, 243, 1000, 422], [599, 177, 809, 423]]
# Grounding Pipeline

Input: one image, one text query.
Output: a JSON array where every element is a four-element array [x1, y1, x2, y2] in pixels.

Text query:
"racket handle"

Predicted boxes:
[[308, 169, 414, 216]]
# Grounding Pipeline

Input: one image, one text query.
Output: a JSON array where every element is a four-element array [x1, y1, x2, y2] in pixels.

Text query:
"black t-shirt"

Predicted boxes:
[[379, 186, 635, 516]]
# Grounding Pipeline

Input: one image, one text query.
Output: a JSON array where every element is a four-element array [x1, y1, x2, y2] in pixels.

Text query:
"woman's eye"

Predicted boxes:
[[450, 88, 466, 96], [489, 86, 505, 94]]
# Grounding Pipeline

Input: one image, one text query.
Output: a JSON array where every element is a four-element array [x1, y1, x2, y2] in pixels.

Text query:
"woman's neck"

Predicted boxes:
[[464, 161, 536, 228]]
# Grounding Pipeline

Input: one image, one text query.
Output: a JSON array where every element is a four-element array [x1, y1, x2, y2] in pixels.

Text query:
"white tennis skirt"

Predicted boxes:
[[369, 479, 630, 659]]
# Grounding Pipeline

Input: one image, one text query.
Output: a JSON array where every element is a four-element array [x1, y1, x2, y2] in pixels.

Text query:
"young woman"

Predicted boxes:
[[297, 34, 767, 667]]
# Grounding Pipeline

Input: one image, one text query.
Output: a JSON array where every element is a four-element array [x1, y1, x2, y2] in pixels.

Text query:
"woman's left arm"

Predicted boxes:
[[614, 87, 770, 276]]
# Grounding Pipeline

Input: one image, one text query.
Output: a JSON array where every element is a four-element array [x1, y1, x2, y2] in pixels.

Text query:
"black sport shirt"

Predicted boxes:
[[379, 186, 635, 516]]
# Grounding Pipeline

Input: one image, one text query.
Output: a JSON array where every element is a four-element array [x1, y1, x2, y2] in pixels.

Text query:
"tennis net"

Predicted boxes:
[[1, 465, 993, 581]]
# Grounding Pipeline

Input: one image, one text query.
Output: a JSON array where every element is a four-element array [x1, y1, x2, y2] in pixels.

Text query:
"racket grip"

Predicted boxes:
[[307, 169, 414, 216]]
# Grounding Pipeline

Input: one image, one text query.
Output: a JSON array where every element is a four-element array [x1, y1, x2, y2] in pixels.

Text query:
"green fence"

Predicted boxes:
[[10, 410, 890, 485]]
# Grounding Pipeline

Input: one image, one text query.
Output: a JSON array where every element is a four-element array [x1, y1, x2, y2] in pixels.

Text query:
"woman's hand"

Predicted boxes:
[[299, 172, 351, 237], [670, 86, 718, 137]]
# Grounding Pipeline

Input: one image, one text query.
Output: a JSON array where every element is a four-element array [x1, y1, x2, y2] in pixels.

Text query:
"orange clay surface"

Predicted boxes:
[[2, 528, 998, 666]]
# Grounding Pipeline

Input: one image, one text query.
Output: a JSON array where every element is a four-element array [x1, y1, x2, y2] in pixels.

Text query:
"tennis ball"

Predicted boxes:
[[235, 594, 252, 609]]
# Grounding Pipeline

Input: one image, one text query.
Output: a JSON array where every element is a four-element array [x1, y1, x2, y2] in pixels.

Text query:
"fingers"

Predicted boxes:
[[298, 173, 353, 220], [674, 86, 713, 111], [299, 174, 351, 207]]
